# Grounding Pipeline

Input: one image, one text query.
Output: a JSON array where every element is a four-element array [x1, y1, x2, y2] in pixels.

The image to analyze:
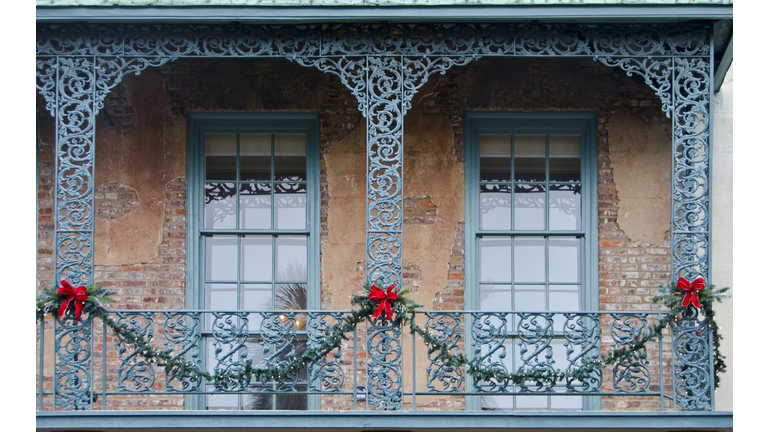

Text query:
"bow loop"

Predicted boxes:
[[58, 280, 88, 322], [369, 285, 398, 321], [677, 276, 705, 309]]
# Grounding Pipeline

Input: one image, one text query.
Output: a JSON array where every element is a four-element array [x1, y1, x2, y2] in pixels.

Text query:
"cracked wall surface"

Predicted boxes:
[[35, 55, 705, 411]]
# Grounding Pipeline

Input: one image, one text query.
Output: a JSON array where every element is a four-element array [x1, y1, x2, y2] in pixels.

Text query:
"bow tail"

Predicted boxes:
[[689, 292, 701, 308], [372, 300, 386, 320], [681, 292, 692, 308], [74, 300, 83, 322], [58, 297, 73, 319], [384, 299, 393, 321]]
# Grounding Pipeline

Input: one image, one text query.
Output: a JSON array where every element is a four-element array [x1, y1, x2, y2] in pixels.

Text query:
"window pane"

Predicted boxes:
[[549, 285, 580, 330], [514, 285, 546, 311], [240, 134, 271, 181], [480, 284, 512, 311], [275, 283, 307, 311], [480, 237, 512, 282], [514, 184, 545, 230], [549, 135, 581, 183], [275, 182, 307, 230], [548, 237, 580, 283], [240, 183, 271, 230], [275, 236, 307, 282], [205, 183, 237, 229], [242, 284, 272, 331], [241, 236, 272, 281], [480, 135, 511, 182], [205, 134, 237, 181], [480, 184, 511, 230], [514, 135, 545, 182], [549, 185, 581, 231], [515, 395, 548, 410], [205, 283, 238, 330], [205, 283, 238, 310], [514, 237, 545, 283], [206, 385, 239, 410], [206, 236, 238, 281], [275, 134, 306, 181]]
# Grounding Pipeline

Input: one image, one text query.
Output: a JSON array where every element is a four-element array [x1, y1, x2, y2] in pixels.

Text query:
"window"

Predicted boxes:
[[187, 112, 320, 410], [464, 112, 598, 411]]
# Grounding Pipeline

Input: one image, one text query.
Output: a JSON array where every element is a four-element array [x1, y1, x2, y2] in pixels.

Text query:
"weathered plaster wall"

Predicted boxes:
[[37, 55, 681, 412], [712, 64, 733, 411], [606, 111, 672, 246]]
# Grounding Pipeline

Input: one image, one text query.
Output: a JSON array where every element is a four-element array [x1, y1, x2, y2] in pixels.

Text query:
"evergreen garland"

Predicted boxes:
[[36, 280, 728, 392]]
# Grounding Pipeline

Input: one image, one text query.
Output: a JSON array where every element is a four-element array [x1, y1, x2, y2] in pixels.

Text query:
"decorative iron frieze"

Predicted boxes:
[[37, 21, 714, 411]]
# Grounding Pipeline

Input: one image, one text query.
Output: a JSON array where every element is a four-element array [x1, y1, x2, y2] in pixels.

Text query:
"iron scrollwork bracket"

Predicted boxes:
[[37, 22, 713, 411]]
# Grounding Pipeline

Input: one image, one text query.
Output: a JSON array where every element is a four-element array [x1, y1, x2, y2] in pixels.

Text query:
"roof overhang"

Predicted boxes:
[[37, 5, 733, 24]]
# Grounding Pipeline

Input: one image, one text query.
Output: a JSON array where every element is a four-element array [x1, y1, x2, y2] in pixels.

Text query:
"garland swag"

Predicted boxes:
[[36, 278, 728, 391]]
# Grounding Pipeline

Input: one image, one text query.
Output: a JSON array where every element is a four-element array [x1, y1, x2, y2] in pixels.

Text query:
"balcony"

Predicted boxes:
[[36, 309, 732, 431]]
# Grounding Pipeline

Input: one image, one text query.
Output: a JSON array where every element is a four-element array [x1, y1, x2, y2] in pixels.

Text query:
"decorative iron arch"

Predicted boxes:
[[36, 22, 713, 411]]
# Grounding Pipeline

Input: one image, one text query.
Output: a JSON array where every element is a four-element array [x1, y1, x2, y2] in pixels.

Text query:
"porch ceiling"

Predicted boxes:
[[37, 410, 734, 432]]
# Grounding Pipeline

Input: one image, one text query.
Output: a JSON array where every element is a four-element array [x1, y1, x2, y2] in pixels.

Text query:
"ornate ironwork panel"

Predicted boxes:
[[517, 313, 556, 393], [53, 314, 93, 410], [307, 312, 345, 393], [211, 312, 250, 392], [115, 312, 157, 392], [366, 317, 403, 410], [562, 313, 601, 393], [37, 21, 715, 411], [162, 312, 203, 392], [673, 309, 712, 410], [610, 314, 651, 393], [425, 312, 463, 393], [471, 313, 510, 393]]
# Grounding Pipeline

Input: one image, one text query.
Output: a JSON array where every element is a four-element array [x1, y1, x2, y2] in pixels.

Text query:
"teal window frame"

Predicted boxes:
[[463, 111, 599, 411], [185, 111, 321, 410]]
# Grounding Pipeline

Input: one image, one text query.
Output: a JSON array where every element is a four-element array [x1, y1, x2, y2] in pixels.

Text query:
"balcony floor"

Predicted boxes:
[[37, 410, 733, 432]]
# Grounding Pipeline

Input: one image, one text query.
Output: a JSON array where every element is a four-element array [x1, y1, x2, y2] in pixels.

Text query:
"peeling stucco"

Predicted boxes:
[[606, 110, 672, 246]]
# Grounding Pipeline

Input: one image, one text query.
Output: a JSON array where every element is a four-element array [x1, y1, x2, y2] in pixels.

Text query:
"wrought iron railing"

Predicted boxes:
[[36, 309, 713, 412]]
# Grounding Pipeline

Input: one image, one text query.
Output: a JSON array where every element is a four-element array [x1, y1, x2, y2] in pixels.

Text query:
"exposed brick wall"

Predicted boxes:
[[95, 183, 140, 221], [404, 195, 438, 225], [433, 222, 465, 311], [37, 56, 677, 412]]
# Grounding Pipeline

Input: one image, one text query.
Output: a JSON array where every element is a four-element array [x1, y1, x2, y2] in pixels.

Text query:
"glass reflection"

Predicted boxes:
[[549, 136, 581, 183], [205, 134, 236, 181], [205, 183, 237, 229], [548, 237, 580, 283], [514, 237, 545, 283], [480, 184, 511, 230], [241, 236, 272, 281], [549, 185, 581, 231], [480, 237, 512, 282], [239, 183, 272, 229], [514, 136, 546, 182], [240, 134, 271, 181], [274, 183, 307, 230], [206, 236, 238, 281], [514, 184, 545, 230], [480, 135, 511, 182], [275, 236, 307, 282], [275, 135, 306, 181]]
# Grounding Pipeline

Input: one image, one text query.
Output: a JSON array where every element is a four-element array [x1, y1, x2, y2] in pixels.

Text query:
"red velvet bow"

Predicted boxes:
[[677, 276, 705, 309], [58, 280, 88, 322], [369, 285, 397, 321]]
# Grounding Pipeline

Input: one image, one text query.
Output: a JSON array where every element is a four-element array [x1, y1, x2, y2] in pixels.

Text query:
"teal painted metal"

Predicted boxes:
[[36, 5, 734, 23], [36, 410, 734, 431], [37, 21, 716, 411], [714, 36, 732, 92], [39, 309, 683, 409]]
